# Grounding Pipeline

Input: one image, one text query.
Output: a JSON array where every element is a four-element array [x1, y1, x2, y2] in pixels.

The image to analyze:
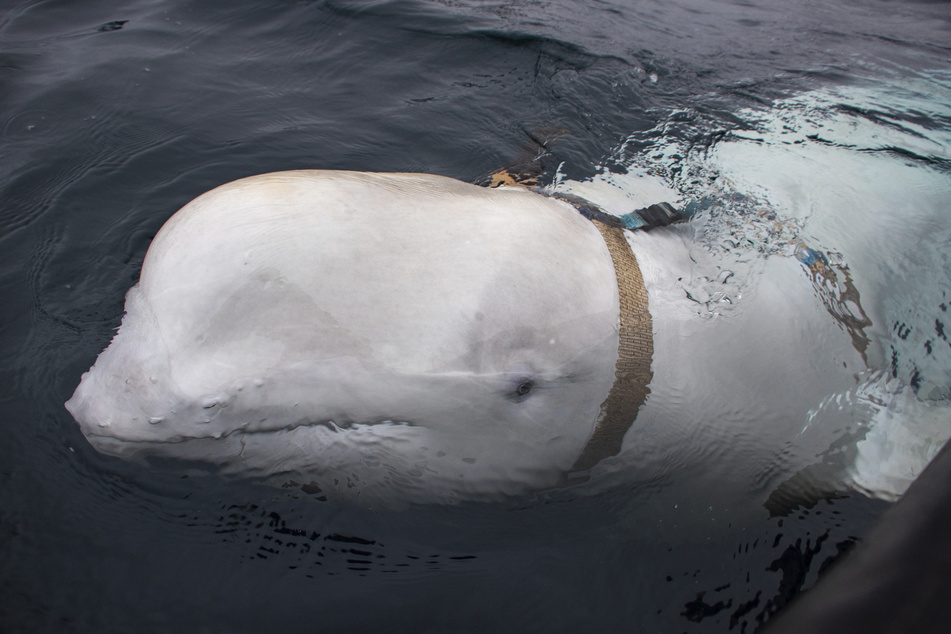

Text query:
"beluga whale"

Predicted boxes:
[[66, 169, 665, 504], [67, 135, 951, 508]]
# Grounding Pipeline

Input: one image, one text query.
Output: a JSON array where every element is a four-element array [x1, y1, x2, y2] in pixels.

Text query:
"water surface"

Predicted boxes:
[[2, 0, 951, 632]]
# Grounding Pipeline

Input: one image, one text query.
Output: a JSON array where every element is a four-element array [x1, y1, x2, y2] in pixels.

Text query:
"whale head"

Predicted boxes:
[[66, 171, 640, 503]]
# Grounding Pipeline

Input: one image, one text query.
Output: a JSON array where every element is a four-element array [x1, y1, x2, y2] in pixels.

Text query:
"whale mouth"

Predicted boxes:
[[82, 417, 420, 451]]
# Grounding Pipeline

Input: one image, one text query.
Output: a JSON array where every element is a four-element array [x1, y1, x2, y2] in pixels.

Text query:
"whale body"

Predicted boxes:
[[67, 171, 628, 502], [67, 166, 949, 506]]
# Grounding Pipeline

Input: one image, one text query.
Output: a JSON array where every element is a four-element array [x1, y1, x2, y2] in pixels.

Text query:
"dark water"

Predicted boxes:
[[2, 0, 950, 632]]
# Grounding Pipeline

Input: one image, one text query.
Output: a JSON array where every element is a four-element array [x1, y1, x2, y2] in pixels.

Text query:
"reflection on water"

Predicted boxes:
[[2, 0, 951, 632]]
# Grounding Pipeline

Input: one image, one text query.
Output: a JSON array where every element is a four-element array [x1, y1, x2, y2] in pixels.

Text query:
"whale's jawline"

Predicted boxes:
[[82, 416, 421, 447]]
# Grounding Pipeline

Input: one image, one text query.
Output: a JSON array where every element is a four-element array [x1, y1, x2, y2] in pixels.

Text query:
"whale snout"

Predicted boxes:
[[66, 368, 180, 447]]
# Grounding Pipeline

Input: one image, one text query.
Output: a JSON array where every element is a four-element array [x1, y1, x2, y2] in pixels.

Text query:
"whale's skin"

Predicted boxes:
[[67, 168, 949, 506], [66, 170, 623, 503]]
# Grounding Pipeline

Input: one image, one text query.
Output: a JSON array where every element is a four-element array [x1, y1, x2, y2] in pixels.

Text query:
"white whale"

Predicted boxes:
[[67, 163, 949, 506]]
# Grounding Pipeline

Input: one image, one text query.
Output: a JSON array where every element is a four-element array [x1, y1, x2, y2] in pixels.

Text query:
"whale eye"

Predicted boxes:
[[503, 365, 538, 402], [506, 377, 536, 402]]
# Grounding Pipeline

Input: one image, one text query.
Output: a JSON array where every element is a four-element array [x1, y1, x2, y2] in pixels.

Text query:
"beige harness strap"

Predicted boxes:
[[572, 220, 654, 472]]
